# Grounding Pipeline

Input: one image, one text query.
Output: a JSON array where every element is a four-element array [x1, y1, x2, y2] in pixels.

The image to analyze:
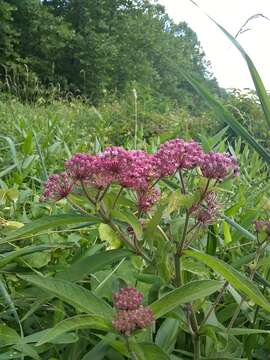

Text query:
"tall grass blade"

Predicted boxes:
[[33, 130, 48, 180], [190, 0, 270, 129], [181, 72, 270, 164]]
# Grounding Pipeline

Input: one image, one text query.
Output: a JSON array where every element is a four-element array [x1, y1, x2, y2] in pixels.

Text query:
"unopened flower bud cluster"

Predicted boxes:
[[112, 287, 154, 336]]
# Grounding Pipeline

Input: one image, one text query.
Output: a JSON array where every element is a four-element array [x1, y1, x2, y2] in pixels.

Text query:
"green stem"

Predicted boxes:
[[67, 196, 89, 215], [125, 337, 137, 360], [179, 169, 186, 194], [187, 304, 200, 360], [200, 281, 229, 330], [193, 334, 201, 360], [112, 186, 123, 209], [175, 211, 190, 287], [80, 180, 150, 262], [80, 181, 96, 206], [174, 254, 182, 287], [252, 268, 270, 327], [98, 184, 110, 202]]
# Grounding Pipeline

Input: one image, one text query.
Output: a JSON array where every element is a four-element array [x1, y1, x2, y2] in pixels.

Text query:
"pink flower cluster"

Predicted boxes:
[[112, 287, 154, 336], [254, 220, 270, 235], [200, 152, 239, 180], [189, 191, 220, 225], [41, 139, 239, 211], [40, 173, 73, 201], [137, 187, 160, 212], [113, 287, 144, 310], [153, 139, 204, 177]]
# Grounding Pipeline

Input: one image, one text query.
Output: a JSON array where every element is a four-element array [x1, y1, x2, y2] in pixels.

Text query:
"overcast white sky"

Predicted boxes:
[[159, 0, 270, 90]]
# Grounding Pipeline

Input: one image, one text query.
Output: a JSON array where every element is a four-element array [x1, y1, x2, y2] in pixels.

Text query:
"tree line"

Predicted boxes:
[[0, 0, 222, 106]]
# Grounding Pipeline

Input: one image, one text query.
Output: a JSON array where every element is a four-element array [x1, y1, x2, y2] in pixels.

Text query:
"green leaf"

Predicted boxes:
[[186, 250, 270, 311], [19, 275, 113, 318], [206, 225, 218, 255], [81, 334, 115, 360], [98, 223, 121, 249], [60, 249, 132, 282], [223, 221, 232, 244], [36, 315, 112, 346], [181, 71, 270, 164], [0, 245, 55, 269], [135, 343, 170, 360], [0, 278, 23, 344], [21, 130, 33, 155], [155, 318, 179, 354], [111, 209, 143, 240], [21, 252, 51, 269], [0, 136, 19, 170], [165, 190, 194, 216], [150, 280, 223, 319], [0, 214, 101, 244], [0, 325, 40, 360], [24, 330, 78, 345], [6, 188, 19, 202], [228, 328, 270, 336], [144, 199, 168, 239], [0, 324, 19, 347], [222, 215, 256, 241]]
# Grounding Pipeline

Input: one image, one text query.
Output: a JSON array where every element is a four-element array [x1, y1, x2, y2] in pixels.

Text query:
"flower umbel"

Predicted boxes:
[[154, 139, 204, 177], [200, 152, 239, 180], [41, 172, 73, 201], [112, 287, 154, 336], [113, 307, 154, 336], [113, 287, 143, 310], [65, 153, 99, 181]]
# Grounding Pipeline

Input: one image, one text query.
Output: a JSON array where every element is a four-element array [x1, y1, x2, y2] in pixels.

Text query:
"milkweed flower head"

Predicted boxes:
[[41, 172, 73, 201], [41, 138, 239, 206], [113, 287, 144, 310], [189, 191, 220, 225], [137, 187, 160, 212], [200, 152, 239, 180], [112, 287, 154, 336], [65, 153, 99, 181], [254, 220, 270, 235], [112, 307, 154, 336], [153, 139, 204, 177], [119, 150, 158, 190]]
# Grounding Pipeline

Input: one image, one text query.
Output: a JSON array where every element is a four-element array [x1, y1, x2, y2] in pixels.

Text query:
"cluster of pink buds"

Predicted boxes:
[[40, 173, 73, 202], [137, 187, 161, 212], [112, 287, 154, 336], [153, 139, 205, 177], [189, 192, 220, 225], [199, 152, 239, 180], [254, 220, 270, 235], [41, 138, 239, 212]]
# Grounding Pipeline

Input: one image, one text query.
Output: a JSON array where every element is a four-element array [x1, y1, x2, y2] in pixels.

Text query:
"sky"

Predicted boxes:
[[159, 0, 270, 90]]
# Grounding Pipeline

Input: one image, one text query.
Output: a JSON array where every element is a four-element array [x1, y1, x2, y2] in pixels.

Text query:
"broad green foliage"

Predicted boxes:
[[1, 2, 270, 360]]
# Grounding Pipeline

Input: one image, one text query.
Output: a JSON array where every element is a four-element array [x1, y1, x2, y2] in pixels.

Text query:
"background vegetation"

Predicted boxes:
[[1, 0, 270, 359]]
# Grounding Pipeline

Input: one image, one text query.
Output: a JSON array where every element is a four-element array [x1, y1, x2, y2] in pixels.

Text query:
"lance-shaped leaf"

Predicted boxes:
[[150, 280, 223, 319], [186, 250, 270, 312]]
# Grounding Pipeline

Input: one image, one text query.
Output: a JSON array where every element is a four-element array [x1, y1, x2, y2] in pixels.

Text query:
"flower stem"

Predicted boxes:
[[125, 337, 137, 360], [112, 187, 123, 209], [199, 281, 228, 330], [80, 181, 96, 206], [67, 197, 89, 215], [187, 304, 201, 360], [175, 211, 190, 286], [179, 169, 186, 194]]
